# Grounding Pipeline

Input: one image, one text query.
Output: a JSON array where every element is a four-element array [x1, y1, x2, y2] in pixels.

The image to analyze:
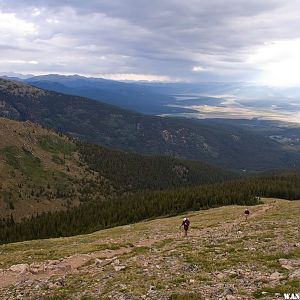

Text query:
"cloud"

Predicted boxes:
[[0, 0, 300, 82]]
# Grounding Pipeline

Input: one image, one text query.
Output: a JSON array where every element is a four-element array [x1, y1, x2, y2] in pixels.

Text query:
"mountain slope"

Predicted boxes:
[[0, 118, 114, 220], [0, 78, 299, 172], [0, 199, 299, 299], [0, 118, 234, 220], [78, 142, 236, 191]]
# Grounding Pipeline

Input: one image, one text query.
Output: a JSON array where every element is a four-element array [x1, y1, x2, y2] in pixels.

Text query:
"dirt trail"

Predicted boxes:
[[0, 201, 274, 289], [0, 248, 132, 288], [221, 201, 276, 233]]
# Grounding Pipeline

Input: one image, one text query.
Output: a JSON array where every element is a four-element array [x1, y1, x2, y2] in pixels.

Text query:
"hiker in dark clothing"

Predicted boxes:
[[244, 208, 250, 221], [180, 218, 190, 237]]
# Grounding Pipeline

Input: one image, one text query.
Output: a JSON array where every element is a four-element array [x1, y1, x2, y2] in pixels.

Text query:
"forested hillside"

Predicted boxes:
[[1, 78, 299, 172], [0, 180, 258, 244], [0, 118, 234, 220], [78, 143, 236, 191], [1, 171, 299, 244], [0, 118, 115, 220]]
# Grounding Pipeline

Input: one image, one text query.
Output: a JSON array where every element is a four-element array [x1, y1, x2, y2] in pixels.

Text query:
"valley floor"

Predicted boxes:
[[0, 199, 299, 299]]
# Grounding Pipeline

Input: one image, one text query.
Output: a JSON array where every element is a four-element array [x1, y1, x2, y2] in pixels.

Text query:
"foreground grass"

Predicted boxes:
[[0, 198, 299, 300]]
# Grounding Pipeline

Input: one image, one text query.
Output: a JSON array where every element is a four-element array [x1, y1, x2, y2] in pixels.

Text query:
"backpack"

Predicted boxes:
[[184, 219, 190, 227]]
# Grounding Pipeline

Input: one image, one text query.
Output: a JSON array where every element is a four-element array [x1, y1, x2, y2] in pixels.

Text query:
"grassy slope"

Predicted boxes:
[[0, 199, 299, 299], [0, 118, 114, 220]]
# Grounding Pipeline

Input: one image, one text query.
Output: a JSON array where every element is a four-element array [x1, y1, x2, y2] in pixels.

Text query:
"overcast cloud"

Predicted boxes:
[[1, 0, 300, 83]]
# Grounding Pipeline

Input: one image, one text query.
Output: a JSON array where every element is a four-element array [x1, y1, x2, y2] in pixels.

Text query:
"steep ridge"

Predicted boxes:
[[0, 78, 299, 172], [0, 199, 299, 299]]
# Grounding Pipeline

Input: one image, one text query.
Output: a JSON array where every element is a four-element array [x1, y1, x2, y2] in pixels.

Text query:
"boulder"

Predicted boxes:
[[9, 264, 29, 274], [270, 271, 284, 281], [114, 265, 126, 271], [29, 268, 41, 275]]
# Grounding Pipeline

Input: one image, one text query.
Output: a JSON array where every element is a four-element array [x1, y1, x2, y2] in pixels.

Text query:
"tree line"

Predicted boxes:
[[0, 170, 299, 244]]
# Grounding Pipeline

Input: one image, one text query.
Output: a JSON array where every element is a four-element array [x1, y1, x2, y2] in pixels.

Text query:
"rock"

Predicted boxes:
[[114, 265, 126, 271], [189, 279, 195, 283], [56, 278, 65, 287], [228, 271, 237, 276], [289, 269, 300, 279], [216, 272, 226, 279], [47, 283, 58, 289], [34, 282, 44, 290], [29, 268, 41, 275], [56, 264, 71, 272], [182, 263, 198, 272], [108, 293, 132, 300], [30, 263, 41, 268], [96, 258, 115, 268], [147, 285, 156, 294], [117, 294, 132, 300], [9, 264, 29, 274], [227, 287, 234, 294], [270, 271, 284, 281], [48, 278, 65, 289], [48, 260, 60, 266], [95, 258, 103, 267], [226, 296, 236, 300], [279, 259, 300, 270]]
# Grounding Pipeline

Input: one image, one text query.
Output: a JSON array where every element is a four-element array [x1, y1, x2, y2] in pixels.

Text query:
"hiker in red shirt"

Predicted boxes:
[[180, 218, 190, 237]]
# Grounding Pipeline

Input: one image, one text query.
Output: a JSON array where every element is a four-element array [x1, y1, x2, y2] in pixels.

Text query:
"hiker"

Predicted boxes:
[[244, 208, 250, 220], [180, 217, 190, 237]]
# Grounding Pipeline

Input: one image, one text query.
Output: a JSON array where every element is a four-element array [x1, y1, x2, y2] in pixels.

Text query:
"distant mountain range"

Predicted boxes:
[[0, 78, 299, 172], [23, 74, 187, 115], [2, 73, 300, 121]]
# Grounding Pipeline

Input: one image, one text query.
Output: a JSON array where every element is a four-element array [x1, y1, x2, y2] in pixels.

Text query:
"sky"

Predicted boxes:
[[1, 0, 300, 84]]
